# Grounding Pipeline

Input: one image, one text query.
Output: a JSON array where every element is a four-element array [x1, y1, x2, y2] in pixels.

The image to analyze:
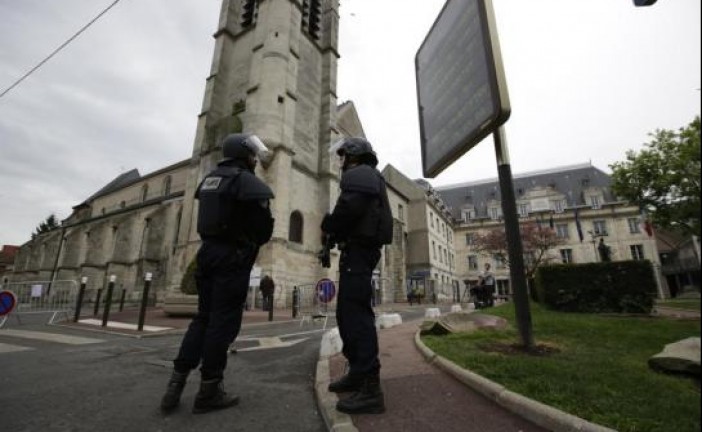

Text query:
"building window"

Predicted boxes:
[[120, 201, 126, 209], [468, 255, 478, 270], [593, 220, 608, 236], [462, 209, 474, 222], [432, 241, 436, 259], [560, 249, 574, 264], [630, 244, 645, 261], [289, 211, 304, 244], [490, 208, 500, 220], [398, 204, 404, 222], [556, 224, 570, 239], [496, 279, 510, 296], [590, 195, 601, 209], [628, 218, 641, 234], [465, 233, 475, 246], [518, 204, 529, 218], [494, 254, 506, 269], [162, 176, 172, 196], [554, 200, 564, 213], [430, 213, 434, 228]]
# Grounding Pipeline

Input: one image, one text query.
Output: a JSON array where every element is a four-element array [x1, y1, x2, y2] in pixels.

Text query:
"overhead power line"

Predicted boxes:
[[0, 0, 124, 100]]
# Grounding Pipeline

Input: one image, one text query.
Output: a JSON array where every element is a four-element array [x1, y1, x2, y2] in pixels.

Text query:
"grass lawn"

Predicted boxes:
[[422, 303, 701, 432], [657, 298, 701, 311]]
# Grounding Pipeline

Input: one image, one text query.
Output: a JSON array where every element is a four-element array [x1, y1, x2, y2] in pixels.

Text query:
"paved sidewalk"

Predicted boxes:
[[320, 319, 547, 432]]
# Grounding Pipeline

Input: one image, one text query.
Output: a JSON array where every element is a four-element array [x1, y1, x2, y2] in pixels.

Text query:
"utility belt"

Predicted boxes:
[[337, 238, 380, 251], [201, 235, 257, 250]]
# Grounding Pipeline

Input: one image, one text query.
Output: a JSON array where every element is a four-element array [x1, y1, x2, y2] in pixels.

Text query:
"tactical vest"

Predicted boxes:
[[196, 166, 274, 244], [340, 165, 393, 246]]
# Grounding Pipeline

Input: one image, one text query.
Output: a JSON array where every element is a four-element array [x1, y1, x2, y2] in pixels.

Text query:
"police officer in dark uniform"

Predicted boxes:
[[322, 137, 393, 415], [161, 133, 274, 414]]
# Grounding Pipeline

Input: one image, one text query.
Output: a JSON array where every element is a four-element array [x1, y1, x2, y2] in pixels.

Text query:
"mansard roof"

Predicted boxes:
[[433, 163, 616, 220]]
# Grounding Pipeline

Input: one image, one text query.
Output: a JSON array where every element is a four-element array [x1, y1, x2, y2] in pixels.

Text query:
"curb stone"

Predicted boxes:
[[316, 328, 358, 432], [414, 331, 616, 432]]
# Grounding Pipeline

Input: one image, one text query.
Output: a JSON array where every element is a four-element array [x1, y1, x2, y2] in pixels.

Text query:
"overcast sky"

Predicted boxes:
[[0, 0, 700, 246]]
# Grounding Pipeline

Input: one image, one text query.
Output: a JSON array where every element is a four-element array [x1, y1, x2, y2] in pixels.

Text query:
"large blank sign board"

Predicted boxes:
[[416, 0, 510, 178]]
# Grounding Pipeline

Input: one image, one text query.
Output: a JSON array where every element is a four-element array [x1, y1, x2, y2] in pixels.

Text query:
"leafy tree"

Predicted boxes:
[[180, 258, 198, 295], [471, 221, 565, 281], [32, 214, 60, 239], [610, 117, 701, 236]]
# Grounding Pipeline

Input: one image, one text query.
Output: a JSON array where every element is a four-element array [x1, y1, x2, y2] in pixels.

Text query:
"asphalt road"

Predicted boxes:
[[0, 306, 431, 432], [1, 316, 328, 432]]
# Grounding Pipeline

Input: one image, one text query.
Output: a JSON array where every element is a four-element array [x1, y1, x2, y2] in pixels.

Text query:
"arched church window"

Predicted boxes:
[[241, 0, 259, 28], [289, 211, 304, 244], [141, 184, 149, 202], [301, 0, 322, 40], [162, 176, 172, 196]]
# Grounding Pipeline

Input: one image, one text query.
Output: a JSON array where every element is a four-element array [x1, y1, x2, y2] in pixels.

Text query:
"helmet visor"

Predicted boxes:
[[329, 138, 348, 156], [245, 134, 270, 157]]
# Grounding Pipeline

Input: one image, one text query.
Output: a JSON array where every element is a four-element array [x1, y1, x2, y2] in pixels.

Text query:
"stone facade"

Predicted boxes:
[[436, 163, 668, 299]]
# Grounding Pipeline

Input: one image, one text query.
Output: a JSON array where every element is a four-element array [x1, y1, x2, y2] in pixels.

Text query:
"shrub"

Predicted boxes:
[[180, 258, 198, 295], [535, 260, 657, 313]]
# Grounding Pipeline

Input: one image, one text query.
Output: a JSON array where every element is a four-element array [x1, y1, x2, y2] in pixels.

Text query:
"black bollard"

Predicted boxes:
[[137, 273, 152, 332], [119, 288, 126, 312], [74, 277, 88, 322], [93, 289, 103, 316], [292, 287, 299, 319], [101, 276, 116, 327], [268, 292, 274, 322]]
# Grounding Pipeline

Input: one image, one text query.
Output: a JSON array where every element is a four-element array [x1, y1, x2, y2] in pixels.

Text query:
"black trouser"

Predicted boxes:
[[336, 245, 381, 378], [173, 241, 254, 381]]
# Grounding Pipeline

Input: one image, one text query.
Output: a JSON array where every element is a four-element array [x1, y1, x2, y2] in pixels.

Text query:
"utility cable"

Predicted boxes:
[[0, 0, 124, 99]]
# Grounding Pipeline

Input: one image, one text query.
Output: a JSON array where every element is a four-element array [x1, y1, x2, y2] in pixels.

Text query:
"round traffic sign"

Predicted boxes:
[[316, 279, 336, 304], [0, 290, 17, 317]]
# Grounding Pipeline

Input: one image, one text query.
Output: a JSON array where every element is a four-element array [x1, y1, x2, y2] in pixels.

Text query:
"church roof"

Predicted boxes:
[[73, 169, 141, 209]]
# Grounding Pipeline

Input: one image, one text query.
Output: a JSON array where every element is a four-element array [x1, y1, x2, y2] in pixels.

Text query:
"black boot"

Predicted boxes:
[[328, 374, 363, 393], [336, 375, 385, 415], [192, 379, 239, 414], [160, 371, 189, 413]]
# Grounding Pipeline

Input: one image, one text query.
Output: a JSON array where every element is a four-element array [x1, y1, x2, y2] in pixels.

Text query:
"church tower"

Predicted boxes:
[[170, 0, 344, 296]]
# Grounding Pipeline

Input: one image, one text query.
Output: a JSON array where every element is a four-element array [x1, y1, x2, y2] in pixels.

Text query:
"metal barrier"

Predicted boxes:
[[0, 280, 78, 328], [297, 282, 338, 330]]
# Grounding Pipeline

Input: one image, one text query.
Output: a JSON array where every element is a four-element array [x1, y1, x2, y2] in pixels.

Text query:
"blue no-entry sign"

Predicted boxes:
[[316, 279, 336, 304], [0, 290, 17, 317]]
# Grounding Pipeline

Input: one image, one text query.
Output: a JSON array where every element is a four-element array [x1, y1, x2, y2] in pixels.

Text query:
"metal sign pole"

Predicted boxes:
[[494, 126, 534, 349]]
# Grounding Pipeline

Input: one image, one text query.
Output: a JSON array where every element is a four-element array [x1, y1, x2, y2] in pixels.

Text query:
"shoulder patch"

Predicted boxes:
[[201, 177, 223, 191]]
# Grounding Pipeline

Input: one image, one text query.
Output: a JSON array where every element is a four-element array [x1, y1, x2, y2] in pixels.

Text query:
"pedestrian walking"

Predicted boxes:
[[259, 274, 275, 311], [321, 137, 393, 415], [160, 133, 275, 414], [479, 263, 495, 307]]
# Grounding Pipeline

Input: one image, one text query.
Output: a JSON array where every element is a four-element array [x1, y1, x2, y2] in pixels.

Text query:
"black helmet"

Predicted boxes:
[[222, 133, 269, 161], [330, 137, 378, 167]]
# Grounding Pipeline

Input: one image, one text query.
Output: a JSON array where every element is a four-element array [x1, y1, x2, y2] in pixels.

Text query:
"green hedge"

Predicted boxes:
[[535, 260, 657, 313], [180, 258, 198, 295]]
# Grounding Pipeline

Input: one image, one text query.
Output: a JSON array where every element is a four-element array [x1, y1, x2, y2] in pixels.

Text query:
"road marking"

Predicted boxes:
[[234, 337, 309, 353], [0, 329, 104, 345], [0, 342, 34, 353], [78, 319, 172, 332]]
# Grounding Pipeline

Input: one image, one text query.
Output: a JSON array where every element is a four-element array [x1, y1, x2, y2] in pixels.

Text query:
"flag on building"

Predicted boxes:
[[575, 208, 584, 242], [639, 207, 654, 237]]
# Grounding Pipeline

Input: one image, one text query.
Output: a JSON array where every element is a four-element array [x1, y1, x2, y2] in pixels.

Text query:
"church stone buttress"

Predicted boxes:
[[169, 0, 343, 298]]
